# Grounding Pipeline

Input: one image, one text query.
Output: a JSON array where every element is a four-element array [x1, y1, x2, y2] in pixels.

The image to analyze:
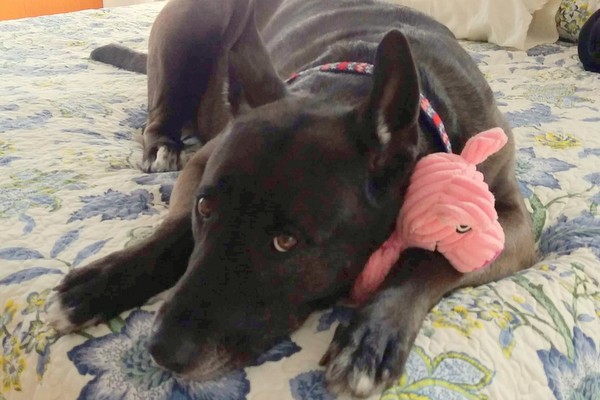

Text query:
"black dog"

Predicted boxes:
[[579, 8, 600, 73], [49, 0, 536, 396]]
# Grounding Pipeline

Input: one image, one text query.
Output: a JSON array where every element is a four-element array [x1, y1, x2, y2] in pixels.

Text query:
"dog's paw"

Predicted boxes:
[[46, 292, 101, 334], [47, 249, 156, 333], [142, 145, 184, 172], [320, 309, 413, 398], [46, 263, 114, 333]]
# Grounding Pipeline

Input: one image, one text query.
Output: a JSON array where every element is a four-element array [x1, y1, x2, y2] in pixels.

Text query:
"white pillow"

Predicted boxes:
[[382, 0, 563, 49]]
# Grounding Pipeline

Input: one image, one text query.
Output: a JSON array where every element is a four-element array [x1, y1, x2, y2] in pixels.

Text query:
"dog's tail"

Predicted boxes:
[[90, 44, 147, 74]]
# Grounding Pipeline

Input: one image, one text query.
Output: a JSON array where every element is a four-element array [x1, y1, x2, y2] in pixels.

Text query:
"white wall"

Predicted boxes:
[[103, 0, 157, 8]]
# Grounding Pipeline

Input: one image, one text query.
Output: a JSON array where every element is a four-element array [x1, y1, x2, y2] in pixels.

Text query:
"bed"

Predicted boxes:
[[1, 3, 599, 400]]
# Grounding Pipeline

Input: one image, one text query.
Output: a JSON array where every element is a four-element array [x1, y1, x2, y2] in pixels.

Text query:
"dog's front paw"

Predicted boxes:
[[320, 303, 417, 398], [321, 323, 408, 398], [46, 251, 155, 333], [142, 145, 185, 172], [46, 263, 110, 333]]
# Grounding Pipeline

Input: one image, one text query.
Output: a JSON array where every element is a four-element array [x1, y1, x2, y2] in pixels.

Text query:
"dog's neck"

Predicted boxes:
[[284, 39, 461, 157], [286, 62, 453, 155]]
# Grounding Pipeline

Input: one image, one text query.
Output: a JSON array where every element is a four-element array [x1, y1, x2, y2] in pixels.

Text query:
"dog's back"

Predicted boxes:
[[90, 0, 503, 166], [263, 0, 512, 189], [263, 0, 457, 72]]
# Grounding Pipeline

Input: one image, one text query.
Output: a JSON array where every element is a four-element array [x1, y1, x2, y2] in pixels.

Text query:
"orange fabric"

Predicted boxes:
[[0, 0, 102, 21]]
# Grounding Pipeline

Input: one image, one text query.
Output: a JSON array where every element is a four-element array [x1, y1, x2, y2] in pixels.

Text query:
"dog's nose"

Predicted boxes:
[[148, 334, 194, 374]]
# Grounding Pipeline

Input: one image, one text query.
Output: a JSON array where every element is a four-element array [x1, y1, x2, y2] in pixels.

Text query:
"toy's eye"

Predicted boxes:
[[273, 234, 298, 252], [197, 197, 213, 218], [456, 225, 472, 234]]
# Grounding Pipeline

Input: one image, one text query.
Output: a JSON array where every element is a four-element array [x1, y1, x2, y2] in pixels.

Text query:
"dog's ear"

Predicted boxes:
[[358, 30, 421, 198], [227, 3, 287, 114]]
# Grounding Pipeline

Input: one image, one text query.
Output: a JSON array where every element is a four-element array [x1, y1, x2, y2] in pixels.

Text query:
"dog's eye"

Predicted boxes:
[[197, 197, 213, 218], [456, 225, 472, 234], [273, 234, 298, 252]]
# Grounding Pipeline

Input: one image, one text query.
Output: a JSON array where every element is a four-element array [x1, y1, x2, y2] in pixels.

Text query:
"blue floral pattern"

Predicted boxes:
[[0, 3, 599, 400], [290, 371, 335, 400], [515, 147, 576, 197], [68, 310, 251, 400], [68, 189, 157, 223], [538, 327, 600, 400], [540, 212, 600, 259]]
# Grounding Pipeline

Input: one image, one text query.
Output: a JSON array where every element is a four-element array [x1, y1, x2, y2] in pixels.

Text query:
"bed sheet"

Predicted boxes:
[[1, 3, 599, 399]]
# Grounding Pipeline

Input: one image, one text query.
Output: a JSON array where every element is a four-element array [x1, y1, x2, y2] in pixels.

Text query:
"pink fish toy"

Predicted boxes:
[[352, 128, 508, 304]]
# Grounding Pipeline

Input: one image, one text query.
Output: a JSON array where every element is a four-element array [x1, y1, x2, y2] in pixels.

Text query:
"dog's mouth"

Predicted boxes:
[[149, 284, 310, 381], [153, 334, 264, 382], [176, 351, 235, 382], [177, 362, 232, 382], [162, 341, 250, 382]]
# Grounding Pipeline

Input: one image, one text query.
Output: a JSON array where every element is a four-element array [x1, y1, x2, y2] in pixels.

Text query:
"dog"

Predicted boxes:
[[48, 0, 537, 397]]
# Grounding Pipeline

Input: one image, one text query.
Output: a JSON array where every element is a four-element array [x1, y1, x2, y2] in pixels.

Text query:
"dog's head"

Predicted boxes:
[[148, 30, 424, 379]]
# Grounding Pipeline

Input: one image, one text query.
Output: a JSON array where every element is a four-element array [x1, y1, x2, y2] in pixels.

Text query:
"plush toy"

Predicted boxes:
[[351, 128, 508, 304]]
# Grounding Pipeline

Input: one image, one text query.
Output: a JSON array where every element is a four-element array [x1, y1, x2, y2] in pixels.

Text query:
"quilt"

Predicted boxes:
[[1, 3, 599, 399]]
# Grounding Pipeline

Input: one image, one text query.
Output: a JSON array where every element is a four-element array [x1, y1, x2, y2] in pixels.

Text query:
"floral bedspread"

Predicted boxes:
[[1, 3, 599, 400]]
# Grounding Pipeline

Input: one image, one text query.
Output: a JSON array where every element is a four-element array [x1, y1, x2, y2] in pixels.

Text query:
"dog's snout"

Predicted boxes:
[[148, 333, 196, 374]]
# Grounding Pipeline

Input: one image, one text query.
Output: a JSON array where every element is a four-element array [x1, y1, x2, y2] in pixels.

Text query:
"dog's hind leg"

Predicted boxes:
[[47, 137, 221, 333], [142, 0, 283, 172], [142, 0, 226, 172]]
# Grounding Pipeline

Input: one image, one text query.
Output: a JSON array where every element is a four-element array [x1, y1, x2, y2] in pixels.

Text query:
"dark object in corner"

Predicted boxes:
[[578, 9, 600, 73]]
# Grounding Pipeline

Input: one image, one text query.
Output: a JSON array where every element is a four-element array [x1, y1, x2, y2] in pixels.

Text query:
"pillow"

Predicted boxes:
[[556, 0, 600, 41], [383, 0, 562, 50]]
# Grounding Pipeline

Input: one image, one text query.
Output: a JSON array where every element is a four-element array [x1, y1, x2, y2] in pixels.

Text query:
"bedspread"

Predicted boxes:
[[1, 3, 599, 399]]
